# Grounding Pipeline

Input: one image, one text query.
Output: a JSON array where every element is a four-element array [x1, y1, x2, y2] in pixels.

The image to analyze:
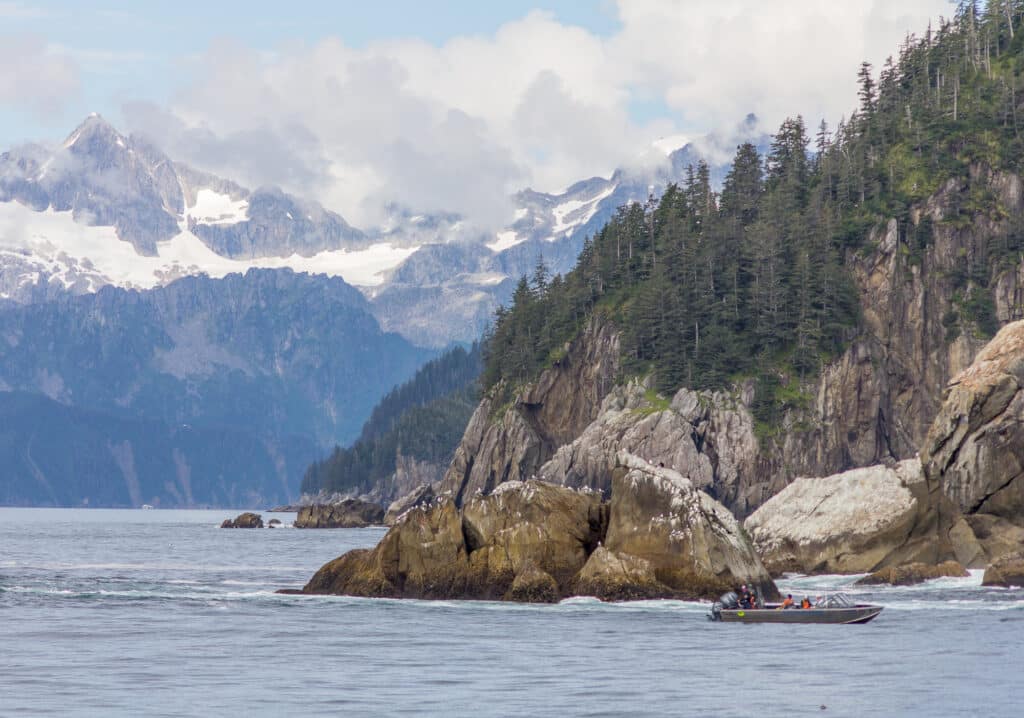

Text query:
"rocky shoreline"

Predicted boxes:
[[300, 453, 775, 602], [292, 319, 1024, 600]]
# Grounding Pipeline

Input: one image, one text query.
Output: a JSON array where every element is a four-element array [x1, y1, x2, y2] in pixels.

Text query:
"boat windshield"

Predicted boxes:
[[814, 593, 856, 608]]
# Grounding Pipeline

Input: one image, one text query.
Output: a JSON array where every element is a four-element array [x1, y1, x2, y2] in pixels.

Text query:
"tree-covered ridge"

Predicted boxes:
[[357, 343, 483, 443], [301, 344, 482, 496], [483, 2, 1024, 421]]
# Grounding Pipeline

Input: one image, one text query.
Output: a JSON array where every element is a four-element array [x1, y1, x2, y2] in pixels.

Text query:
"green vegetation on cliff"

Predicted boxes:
[[301, 344, 481, 496], [483, 2, 1024, 417]]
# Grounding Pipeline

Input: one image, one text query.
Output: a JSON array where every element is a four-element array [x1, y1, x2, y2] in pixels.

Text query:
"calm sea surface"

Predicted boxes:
[[1, 507, 1020, 717]]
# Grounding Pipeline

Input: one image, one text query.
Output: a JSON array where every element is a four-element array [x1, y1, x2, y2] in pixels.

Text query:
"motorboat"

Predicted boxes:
[[707, 592, 882, 624]]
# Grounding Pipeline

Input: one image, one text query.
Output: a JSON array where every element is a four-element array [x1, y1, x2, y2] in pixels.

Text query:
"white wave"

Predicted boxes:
[[884, 598, 1024, 611], [777, 569, 989, 596], [558, 596, 603, 606]]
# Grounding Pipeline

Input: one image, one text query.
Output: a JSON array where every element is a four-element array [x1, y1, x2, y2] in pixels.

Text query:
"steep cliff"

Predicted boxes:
[[777, 167, 1024, 487], [922, 319, 1024, 564], [445, 167, 1024, 521], [440, 317, 619, 504]]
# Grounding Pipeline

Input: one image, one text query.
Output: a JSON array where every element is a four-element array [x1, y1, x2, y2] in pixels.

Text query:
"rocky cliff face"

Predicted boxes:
[[440, 317, 619, 504], [575, 453, 775, 600], [922, 319, 1024, 564], [536, 381, 764, 514], [294, 499, 385, 528], [444, 166, 1024, 521], [777, 167, 1024, 484]]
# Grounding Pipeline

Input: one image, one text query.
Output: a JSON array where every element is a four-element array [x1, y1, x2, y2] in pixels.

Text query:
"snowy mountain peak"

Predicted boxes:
[[652, 133, 690, 156], [62, 113, 125, 151]]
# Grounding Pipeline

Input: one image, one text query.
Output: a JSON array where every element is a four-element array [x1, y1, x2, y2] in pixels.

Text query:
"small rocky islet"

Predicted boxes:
[[301, 454, 773, 602], [289, 318, 1024, 602]]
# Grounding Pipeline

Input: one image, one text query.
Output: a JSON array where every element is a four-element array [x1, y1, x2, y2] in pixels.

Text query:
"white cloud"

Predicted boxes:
[[611, 0, 952, 135], [0, 35, 79, 115], [122, 0, 950, 230]]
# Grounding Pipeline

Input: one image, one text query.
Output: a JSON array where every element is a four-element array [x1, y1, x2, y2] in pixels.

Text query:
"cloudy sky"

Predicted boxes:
[[1, 0, 953, 228]]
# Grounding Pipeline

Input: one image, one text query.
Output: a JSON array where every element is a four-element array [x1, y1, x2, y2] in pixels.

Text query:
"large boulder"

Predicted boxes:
[[302, 483, 602, 602], [461, 480, 605, 597], [303, 495, 467, 597], [922, 320, 1024, 563], [220, 512, 263, 528], [982, 551, 1024, 587], [576, 452, 775, 601], [294, 499, 385, 528], [744, 459, 956, 574]]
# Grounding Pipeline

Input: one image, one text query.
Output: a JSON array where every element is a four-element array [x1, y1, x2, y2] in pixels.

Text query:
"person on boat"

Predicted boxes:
[[780, 594, 794, 610], [738, 585, 749, 608], [800, 596, 811, 609]]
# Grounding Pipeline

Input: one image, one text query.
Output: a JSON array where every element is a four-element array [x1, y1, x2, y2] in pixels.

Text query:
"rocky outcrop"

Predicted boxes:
[[440, 317, 620, 504], [301, 457, 775, 602], [777, 169, 1024, 489], [383, 483, 436, 526], [302, 483, 601, 601], [982, 552, 1024, 587], [922, 320, 1024, 564], [537, 381, 766, 515], [856, 560, 969, 586], [442, 171, 1024, 522], [361, 452, 448, 508], [294, 499, 385, 528], [221, 512, 263, 528], [575, 453, 775, 600], [744, 459, 961, 574]]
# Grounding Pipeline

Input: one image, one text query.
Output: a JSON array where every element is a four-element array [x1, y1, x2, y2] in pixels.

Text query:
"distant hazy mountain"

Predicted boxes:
[[0, 268, 431, 447], [0, 391, 317, 508], [0, 268, 433, 506]]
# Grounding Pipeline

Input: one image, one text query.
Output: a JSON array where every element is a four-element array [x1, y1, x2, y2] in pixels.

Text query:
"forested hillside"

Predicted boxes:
[[483, 1, 1024, 427], [301, 344, 482, 496]]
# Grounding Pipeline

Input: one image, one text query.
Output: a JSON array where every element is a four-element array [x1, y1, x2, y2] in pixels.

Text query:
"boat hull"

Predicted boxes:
[[715, 605, 883, 624]]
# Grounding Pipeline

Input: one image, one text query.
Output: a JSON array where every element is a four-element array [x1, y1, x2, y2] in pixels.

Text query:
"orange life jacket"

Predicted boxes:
[[781, 598, 793, 609], [801, 598, 811, 608]]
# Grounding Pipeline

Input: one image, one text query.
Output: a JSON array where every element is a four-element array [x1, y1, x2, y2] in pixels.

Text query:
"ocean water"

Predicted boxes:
[[1, 508, 1020, 717]]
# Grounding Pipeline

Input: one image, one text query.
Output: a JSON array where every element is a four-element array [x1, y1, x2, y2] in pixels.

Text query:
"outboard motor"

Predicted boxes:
[[708, 591, 738, 621]]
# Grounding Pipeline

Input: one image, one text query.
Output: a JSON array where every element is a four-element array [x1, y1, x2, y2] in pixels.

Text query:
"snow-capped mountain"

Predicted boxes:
[[0, 114, 768, 505], [0, 114, 411, 301], [369, 124, 772, 346], [0, 114, 767, 345]]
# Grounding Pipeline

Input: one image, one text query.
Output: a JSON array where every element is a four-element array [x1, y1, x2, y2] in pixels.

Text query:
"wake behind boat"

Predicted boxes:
[[708, 592, 883, 624]]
